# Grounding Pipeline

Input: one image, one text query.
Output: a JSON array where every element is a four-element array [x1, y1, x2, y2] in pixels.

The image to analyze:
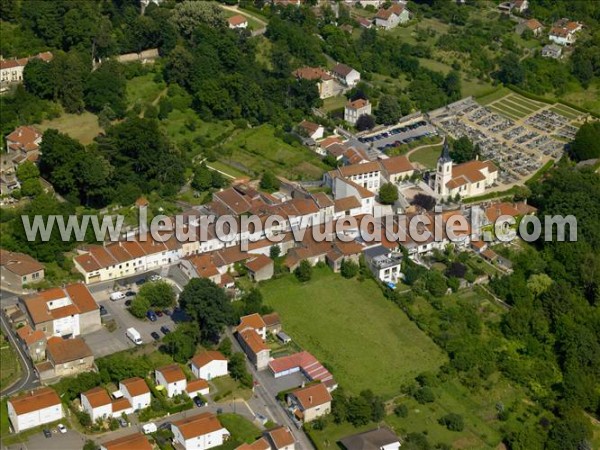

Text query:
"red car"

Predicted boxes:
[[155, 310, 163, 317]]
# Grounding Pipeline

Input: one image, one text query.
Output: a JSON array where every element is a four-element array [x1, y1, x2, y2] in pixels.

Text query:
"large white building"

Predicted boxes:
[[119, 377, 152, 411], [344, 99, 372, 125], [81, 387, 133, 422], [431, 141, 498, 199], [7, 387, 63, 433], [155, 364, 187, 398], [171, 412, 230, 450]]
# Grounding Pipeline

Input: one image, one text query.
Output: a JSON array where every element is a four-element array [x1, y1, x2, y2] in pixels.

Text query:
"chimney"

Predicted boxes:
[[308, 395, 313, 404]]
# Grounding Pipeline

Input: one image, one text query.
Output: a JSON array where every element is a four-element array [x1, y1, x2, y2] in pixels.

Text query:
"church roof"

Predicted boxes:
[[439, 139, 452, 163]]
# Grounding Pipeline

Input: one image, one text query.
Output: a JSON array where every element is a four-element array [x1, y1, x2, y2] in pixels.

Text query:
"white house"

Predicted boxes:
[[100, 433, 152, 450], [119, 377, 151, 411], [186, 378, 210, 399], [298, 120, 325, 140], [375, 4, 410, 30], [265, 426, 296, 450], [155, 364, 187, 398], [326, 161, 382, 193], [191, 351, 229, 380], [81, 387, 113, 422], [331, 63, 360, 87], [228, 15, 248, 29], [344, 99, 372, 126], [363, 245, 403, 284], [549, 19, 582, 46], [236, 313, 267, 340], [0, 52, 52, 85], [171, 412, 230, 450], [7, 387, 63, 433]]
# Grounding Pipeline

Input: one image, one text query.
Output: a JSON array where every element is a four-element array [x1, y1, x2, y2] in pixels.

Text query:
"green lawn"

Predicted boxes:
[[162, 108, 235, 149], [210, 375, 253, 402], [126, 73, 166, 108], [476, 87, 512, 105], [493, 100, 533, 118], [220, 124, 327, 179], [409, 144, 443, 169], [0, 331, 20, 392], [38, 111, 103, 145], [549, 105, 581, 120], [205, 161, 249, 180], [215, 414, 261, 449], [261, 268, 446, 398], [322, 95, 348, 112], [487, 105, 521, 121], [1, 399, 9, 435]]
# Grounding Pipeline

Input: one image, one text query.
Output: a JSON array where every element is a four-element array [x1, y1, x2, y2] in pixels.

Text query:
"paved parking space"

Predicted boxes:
[[6, 429, 87, 450], [82, 327, 129, 358]]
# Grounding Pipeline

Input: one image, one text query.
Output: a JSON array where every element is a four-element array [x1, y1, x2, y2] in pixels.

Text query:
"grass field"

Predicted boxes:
[[126, 73, 166, 109], [210, 375, 253, 402], [206, 161, 249, 180], [261, 267, 446, 398], [476, 87, 512, 105], [215, 414, 261, 449], [409, 144, 443, 169], [220, 124, 327, 179], [0, 332, 20, 392], [38, 111, 102, 145], [322, 95, 348, 112], [163, 109, 235, 148]]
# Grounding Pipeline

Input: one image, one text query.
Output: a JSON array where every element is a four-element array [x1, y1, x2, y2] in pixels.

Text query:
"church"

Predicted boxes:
[[431, 140, 498, 199]]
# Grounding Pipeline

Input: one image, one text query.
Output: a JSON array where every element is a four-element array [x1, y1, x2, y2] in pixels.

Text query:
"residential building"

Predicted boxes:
[[0, 249, 44, 292], [541, 44, 563, 59], [81, 387, 113, 422], [245, 255, 274, 282], [155, 364, 187, 398], [0, 153, 19, 194], [237, 328, 270, 369], [236, 438, 270, 450], [237, 313, 267, 340], [269, 351, 337, 390], [171, 412, 230, 450], [331, 63, 360, 87], [516, 18, 543, 36], [45, 336, 94, 378], [191, 351, 228, 380], [293, 67, 336, 99], [5, 125, 43, 164], [379, 155, 415, 183], [119, 377, 152, 411], [357, 17, 373, 29], [0, 52, 52, 85], [186, 378, 210, 399], [228, 15, 248, 29], [549, 19, 582, 46], [431, 140, 498, 199], [264, 426, 296, 450], [7, 387, 63, 433], [297, 120, 325, 140], [512, 0, 528, 13], [375, 4, 409, 29], [363, 245, 403, 284], [344, 99, 372, 125], [326, 161, 381, 193], [20, 283, 101, 338], [287, 383, 332, 423], [339, 427, 401, 450], [15, 324, 46, 362], [262, 312, 282, 335], [100, 433, 153, 450]]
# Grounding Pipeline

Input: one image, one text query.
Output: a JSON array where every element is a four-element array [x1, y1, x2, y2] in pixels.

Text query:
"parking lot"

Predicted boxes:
[[358, 118, 438, 152], [83, 275, 183, 356]]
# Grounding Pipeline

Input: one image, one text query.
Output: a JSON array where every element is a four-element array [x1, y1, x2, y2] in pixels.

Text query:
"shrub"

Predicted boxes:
[[438, 413, 464, 431], [394, 404, 409, 417], [414, 386, 435, 404]]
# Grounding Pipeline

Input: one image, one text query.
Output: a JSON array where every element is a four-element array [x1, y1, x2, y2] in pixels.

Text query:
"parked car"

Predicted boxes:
[[142, 423, 157, 434], [151, 331, 160, 341], [163, 308, 172, 316], [149, 274, 161, 282], [119, 418, 128, 428], [125, 299, 132, 307], [57, 424, 67, 434], [43, 429, 52, 438], [160, 326, 170, 335], [110, 292, 125, 301], [255, 414, 268, 425], [135, 278, 146, 286], [125, 291, 136, 297], [99, 305, 108, 316], [147, 310, 158, 322], [194, 396, 205, 407], [155, 310, 163, 317]]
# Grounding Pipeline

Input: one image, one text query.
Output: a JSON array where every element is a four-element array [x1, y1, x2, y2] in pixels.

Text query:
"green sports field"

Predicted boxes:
[[261, 267, 446, 398]]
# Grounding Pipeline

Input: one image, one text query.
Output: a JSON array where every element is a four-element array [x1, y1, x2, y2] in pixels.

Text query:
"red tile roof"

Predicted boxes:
[[269, 351, 335, 386], [293, 67, 333, 81], [236, 313, 266, 333], [0, 249, 44, 276], [239, 329, 269, 354], [191, 350, 227, 369], [9, 387, 61, 415], [47, 336, 93, 364], [245, 254, 273, 273], [186, 378, 209, 394], [156, 364, 186, 384], [228, 15, 248, 26], [172, 412, 225, 440], [102, 433, 152, 450], [16, 325, 46, 346], [82, 387, 112, 409], [380, 155, 414, 174], [120, 377, 150, 397], [291, 383, 332, 410], [346, 98, 369, 109], [267, 426, 295, 449], [22, 284, 97, 326]]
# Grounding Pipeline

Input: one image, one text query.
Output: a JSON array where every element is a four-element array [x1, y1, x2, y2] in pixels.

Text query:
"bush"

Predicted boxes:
[[294, 260, 312, 282], [414, 386, 435, 404], [394, 403, 409, 417], [340, 259, 359, 279], [438, 413, 464, 431]]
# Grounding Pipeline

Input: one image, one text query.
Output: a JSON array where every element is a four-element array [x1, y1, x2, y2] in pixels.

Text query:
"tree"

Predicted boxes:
[[438, 413, 464, 431], [23, 58, 54, 99], [347, 395, 371, 426], [294, 260, 312, 282], [497, 54, 524, 85], [341, 259, 359, 279], [426, 271, 447, 297], [84, 60, 127, 116], [269, 245, 281, 260], [379, 182, 398, 205], [375, 95, 401, 125], [411, 193, 436, 211], [16, 161, 40, 181], [527, 273, 553, 298], [450, 136, 478, 164], [170, 1, 226, 37], [129, 296, 150, 319], [260, 171, 280, 192], [414, 386, 435, 404], [569, 122, 600, 162], [179, 278, 234, 344], [161, 323, 199, 363], [355, 114, 375, 131], [444, 70, 461, 101], [138, 280, 176, 309], [229, 352, 253, 388], [192, 164, 214, 191], [20, 178, 43, 197], [83, 440, 98, 450], [218, 337, 232, 357], [394, 403, 409, 417]]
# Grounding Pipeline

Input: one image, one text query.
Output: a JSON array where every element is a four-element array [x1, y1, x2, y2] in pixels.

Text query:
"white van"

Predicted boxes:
[[142, 422, 157, 434], [110, 291, 125, 301], [126, 327, 143, 345]]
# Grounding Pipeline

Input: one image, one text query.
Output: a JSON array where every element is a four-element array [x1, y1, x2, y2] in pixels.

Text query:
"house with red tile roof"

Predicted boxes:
[[297, 120, 324, 140], [7, 387, 63, 432], [171, 412, 230, 450], [0, 248, 44, 291], [0, 52, 53, 85], [375, 4, 409, 29], [228, 14, 248, 29], [15, 324, 46, 361], [5, 125, 43, 164], [264, 426, 296, 450], [20, 283, 100, 338], [119, 377, 151, 411], [287, 383, 332, 423], [100, 433, 153, 450], [46, 336, 94, 378], [191, 351, 228, 380], [155, 364, 187, 398], [344, 98, 372, 125], [293, 67, 336, 99], [269, 351, 337, 390], [245, 254, 274, 281], [332, 63, 360, 87]]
